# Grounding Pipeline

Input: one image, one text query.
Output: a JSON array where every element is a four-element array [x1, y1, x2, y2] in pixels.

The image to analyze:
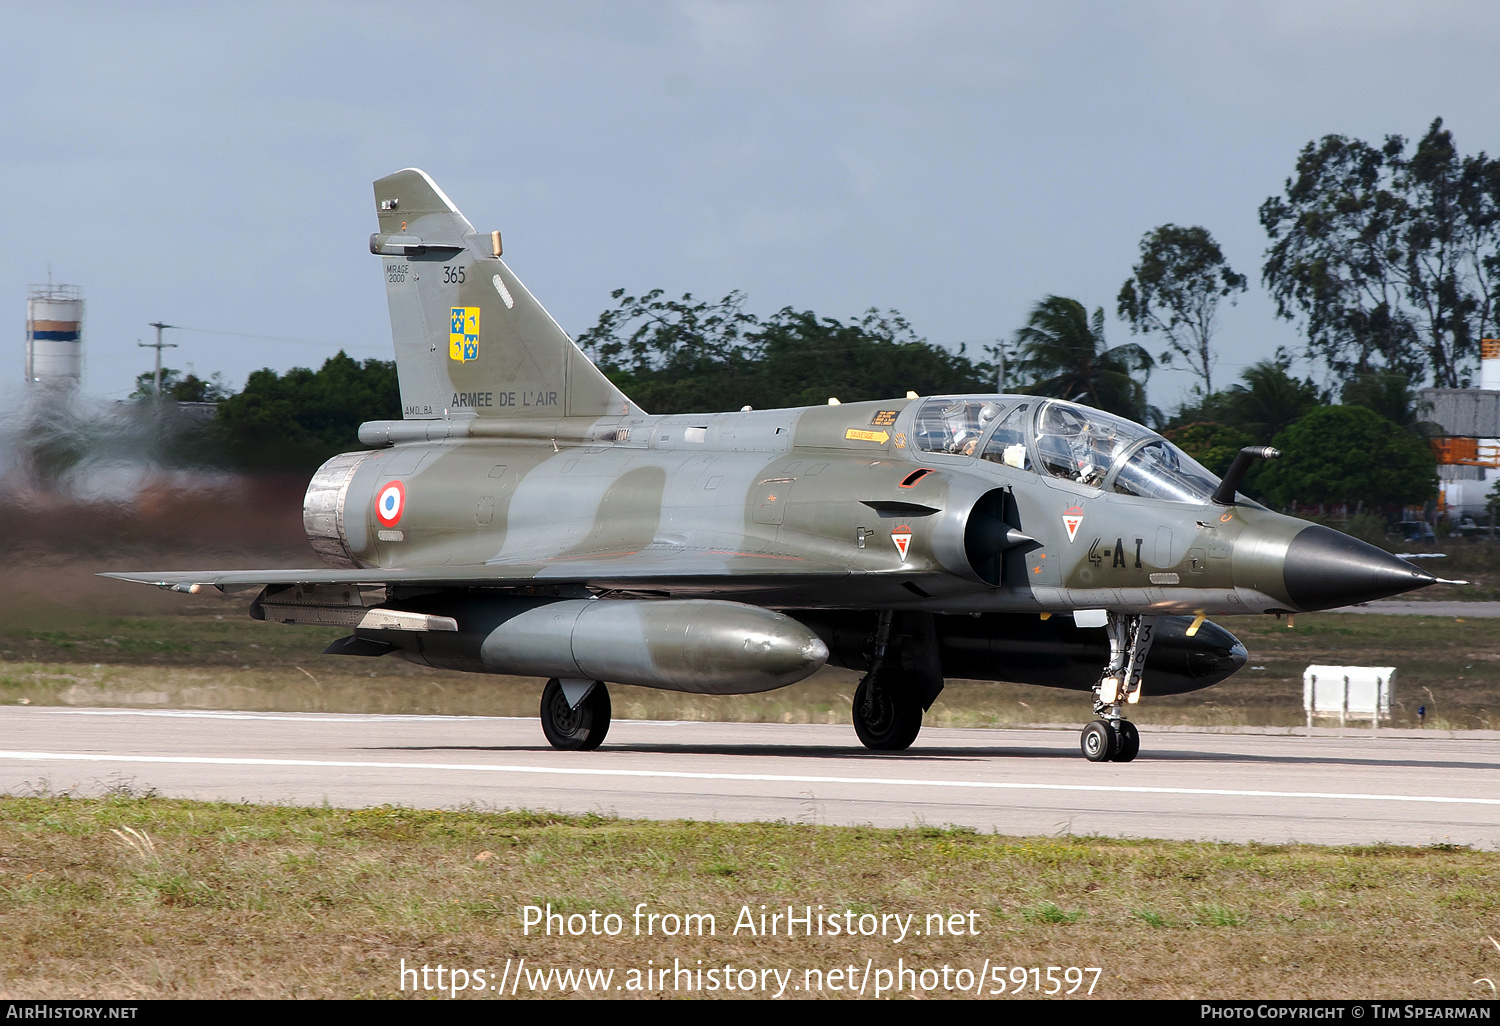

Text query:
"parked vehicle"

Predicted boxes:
[[1399, 520, 1436, 542], [1450, 516, 1489, 537]]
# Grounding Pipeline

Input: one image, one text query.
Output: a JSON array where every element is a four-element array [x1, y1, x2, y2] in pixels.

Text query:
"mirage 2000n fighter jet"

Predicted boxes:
[[107, 169, 1442, 762]]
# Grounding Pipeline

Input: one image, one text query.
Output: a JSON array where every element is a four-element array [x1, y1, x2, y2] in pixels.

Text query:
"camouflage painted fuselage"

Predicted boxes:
[[110, 168, 1435, 707], [313, 396, 1307, 618]]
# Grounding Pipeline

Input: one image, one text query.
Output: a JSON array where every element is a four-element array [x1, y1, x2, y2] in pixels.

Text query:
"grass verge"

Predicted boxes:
[[0, 795, 1496, 999]]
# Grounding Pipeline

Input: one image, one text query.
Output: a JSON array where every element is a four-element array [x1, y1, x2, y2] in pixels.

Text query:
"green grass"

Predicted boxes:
[[1020, 901, 1085, 924], [0, 795, 1497, 999]]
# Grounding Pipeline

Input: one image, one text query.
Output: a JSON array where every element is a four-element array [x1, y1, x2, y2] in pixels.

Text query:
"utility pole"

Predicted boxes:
[[140, 322, 178, 401]]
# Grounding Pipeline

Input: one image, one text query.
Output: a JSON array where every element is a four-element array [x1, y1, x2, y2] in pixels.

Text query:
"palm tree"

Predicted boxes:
[[1222, 357, 1323, 443], [1012, 296, 1154, 421], [1339, 370, 1433, 435]]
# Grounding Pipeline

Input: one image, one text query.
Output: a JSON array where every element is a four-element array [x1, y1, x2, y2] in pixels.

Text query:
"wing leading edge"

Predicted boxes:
[[100, 546, 858, 593]]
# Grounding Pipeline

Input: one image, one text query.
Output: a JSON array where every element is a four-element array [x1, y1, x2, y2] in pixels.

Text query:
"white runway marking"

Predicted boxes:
[[1, 749, 1495, 808]]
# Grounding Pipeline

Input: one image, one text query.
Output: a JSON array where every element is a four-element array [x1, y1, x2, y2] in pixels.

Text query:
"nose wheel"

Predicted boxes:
[[1081, 612, 1154, 762], [1080, 718, 1140, 762], [540, 678, 611, 751]]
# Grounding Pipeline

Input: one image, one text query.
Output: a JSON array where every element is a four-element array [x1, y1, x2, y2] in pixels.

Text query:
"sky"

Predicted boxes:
[[2, 0, 1498, 412]]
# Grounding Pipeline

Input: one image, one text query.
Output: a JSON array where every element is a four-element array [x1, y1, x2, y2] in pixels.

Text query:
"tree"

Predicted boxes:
[[576, 289, 992, 413], [752, 308, 988, 408], [1162, 422, 1256, 478], [575, 289, 760, 413], [1011, 296, 1154, 421], [1340, 371, 1433, 433], [1117, 224, 1246, 394], [130, 367, 232, 403], [216, 352, 400, 471], [1172, 352, 1324, 445], [1221, 356, 1326, 444], [1260, 118, 1500, 387], [1399, 120, 1500, 383], [1255, 405, 1437, 512], [1485, 477, 1500, 526]]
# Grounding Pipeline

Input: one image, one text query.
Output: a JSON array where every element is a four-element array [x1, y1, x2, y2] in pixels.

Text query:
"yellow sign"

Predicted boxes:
[[450, 307, 480, 362], [845, 428, 890, 443]]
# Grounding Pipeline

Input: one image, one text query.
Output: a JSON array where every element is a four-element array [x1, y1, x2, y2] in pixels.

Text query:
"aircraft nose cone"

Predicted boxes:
[[1281, 523, 1436, 611]]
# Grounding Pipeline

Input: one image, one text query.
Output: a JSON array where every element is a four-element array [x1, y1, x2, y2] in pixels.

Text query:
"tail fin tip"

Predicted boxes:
[[371, 169, 635, 423]]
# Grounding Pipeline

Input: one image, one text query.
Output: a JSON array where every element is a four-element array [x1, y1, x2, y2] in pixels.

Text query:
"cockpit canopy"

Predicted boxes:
[[911, 396, 1221, 504]]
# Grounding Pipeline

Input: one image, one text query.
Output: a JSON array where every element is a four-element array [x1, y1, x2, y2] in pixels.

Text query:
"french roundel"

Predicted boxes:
[[375, 480, 406, 527]]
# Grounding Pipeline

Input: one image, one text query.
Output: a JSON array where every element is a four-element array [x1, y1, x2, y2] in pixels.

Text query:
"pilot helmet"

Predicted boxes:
[[943, 401, 980, 452]]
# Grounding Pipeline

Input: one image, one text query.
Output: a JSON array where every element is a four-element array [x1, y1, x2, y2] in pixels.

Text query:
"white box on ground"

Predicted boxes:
[[1303, 665, 1395, 728]]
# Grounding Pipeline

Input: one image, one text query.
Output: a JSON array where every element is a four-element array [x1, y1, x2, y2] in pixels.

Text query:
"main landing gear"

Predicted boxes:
[[853, 672, 924, 751], [1080, 613, 1156, 763], [540, 678, 612, 750], [850, 610, 938, 752]]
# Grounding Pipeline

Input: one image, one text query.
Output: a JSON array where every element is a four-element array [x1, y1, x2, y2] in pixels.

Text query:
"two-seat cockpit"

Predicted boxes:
[[910, 396, 1221, 505]]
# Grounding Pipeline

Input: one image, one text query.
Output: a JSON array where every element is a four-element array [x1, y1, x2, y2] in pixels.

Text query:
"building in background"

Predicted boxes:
[[1421, 339, 1500, 522]]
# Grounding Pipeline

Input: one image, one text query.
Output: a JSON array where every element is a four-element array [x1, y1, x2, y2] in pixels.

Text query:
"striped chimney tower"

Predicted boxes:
[[1482, 338, 1500, 392], [25, 282, 83, 387]]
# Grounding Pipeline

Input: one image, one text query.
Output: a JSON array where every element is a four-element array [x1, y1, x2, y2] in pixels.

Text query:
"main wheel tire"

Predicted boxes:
[[852, 676, 923, 751], [1080, 719, 1116, 762], [540, 679, 612, 751], [1114, 720, 1140, 762]]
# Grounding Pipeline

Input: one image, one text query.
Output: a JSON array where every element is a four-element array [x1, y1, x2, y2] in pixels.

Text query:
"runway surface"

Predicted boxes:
[[1, 706, 1497, 849]]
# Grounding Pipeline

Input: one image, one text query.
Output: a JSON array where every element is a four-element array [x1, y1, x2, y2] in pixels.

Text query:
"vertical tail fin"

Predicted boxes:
[[370, 168, 637, 420]]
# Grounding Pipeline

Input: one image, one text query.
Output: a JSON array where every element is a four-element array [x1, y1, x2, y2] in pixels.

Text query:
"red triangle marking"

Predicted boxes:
[[1062, 515, 1083, 543]]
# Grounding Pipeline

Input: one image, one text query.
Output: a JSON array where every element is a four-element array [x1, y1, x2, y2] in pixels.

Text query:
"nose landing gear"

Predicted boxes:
[[1080, 720, 1113, 761], [1080, 613, 1154, 763], [1080, 717, 1140, 762]]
